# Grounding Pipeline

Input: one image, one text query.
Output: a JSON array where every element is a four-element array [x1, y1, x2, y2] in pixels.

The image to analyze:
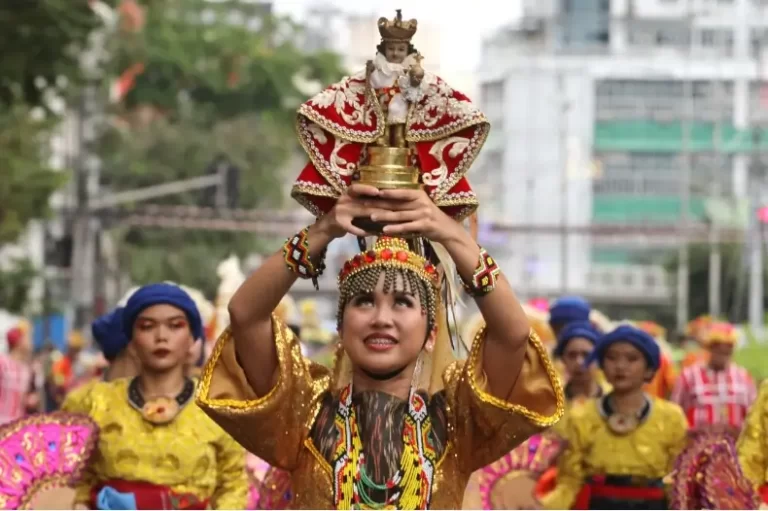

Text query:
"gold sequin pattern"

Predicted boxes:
[[736, 379, 768, 488], [197, 317, 563, 508], [70, 378, 248, 509], [541, 397, 688, 510]]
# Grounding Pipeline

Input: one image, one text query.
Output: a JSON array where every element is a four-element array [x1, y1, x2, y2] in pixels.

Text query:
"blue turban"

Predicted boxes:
[[122, 283, 203, 342], [588, 325, 661, 373], [91, 308, 130, 362], [549, 296, 591, 327], [553, 320, 600, 358]]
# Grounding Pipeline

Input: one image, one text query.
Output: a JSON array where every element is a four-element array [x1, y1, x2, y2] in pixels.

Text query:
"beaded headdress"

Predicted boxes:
[[336, 237, 440, 332]]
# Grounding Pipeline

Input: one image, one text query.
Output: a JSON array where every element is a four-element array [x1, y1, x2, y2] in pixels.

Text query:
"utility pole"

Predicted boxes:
[[677, 2, 693, 332], [748, 0, 764, 336], [709, 79, 725, 317], [558, 70, 570, 294]]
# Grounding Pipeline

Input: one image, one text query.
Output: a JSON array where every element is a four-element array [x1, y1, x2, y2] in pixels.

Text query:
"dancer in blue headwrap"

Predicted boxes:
[[68, 283, 247, 510], [541, 325, 688, 510], [548, 296, 591, 337], [553, 321, 605, 404], [62, 307, 140, 415]]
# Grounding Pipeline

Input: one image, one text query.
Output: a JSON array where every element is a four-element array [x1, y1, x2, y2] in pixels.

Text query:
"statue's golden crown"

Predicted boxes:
[[377, 9, 417, 42]]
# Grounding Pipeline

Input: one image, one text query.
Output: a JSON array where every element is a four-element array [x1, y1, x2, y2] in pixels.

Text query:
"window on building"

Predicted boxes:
[[593, 152, 733, 196], [559, 0, 610, 48], [595, 79, 733, 121]]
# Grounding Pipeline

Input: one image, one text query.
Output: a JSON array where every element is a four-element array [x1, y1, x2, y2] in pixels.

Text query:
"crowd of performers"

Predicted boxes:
[[3, 261, 768, 509], [5, 9, 768, 510]]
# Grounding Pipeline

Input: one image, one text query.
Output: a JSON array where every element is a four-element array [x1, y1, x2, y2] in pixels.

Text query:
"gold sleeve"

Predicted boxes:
[[540, 405, 589, 510], [666, 403, 689, 470], [61, 380, 95, 415], [196, 315, 330, 471], [445, 327, 564, 473], [737, 380, 768, 488], [211, 430, 249, 510], [62, 382, 97, 506]]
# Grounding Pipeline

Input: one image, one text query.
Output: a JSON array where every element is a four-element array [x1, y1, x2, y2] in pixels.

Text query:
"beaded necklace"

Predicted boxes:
[[331, 383, 436, 510]]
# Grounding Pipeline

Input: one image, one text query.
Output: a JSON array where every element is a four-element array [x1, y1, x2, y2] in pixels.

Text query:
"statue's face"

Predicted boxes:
[[384, 41, 409, 63]]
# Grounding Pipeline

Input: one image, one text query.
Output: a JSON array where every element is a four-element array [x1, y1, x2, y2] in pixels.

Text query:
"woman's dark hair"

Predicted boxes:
[[376, 41, 418, 56]]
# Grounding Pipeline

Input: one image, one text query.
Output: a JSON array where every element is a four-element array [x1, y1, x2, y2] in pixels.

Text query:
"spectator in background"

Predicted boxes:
[[548, 296, 591, 338], [671, 322, 756, 437], [50, 331, 86, 406], [0, 326, 33, 425]]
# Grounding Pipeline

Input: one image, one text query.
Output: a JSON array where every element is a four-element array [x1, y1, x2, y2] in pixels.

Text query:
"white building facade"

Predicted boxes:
[[476, 0, 768, 304]]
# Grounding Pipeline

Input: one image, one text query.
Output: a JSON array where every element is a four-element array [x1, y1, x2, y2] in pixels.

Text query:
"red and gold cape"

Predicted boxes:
[[291, 70, 489, 220]]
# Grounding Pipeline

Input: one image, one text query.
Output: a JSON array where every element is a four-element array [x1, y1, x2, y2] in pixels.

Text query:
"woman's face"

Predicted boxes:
[[131, 304, 193, 373], [340, 272, 433, 379], [561, 337, 595, 382], [601, 341, 653, 393]]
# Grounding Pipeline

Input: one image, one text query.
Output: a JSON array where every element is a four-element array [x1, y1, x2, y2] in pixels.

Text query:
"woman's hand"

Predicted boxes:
[[367, 188, 460, 244], [319, 184, 381, 238]]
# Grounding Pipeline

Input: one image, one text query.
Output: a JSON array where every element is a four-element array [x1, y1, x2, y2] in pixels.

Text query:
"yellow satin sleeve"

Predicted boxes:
[[61, 379, 99, 415], [541, 397, 688, 510], [70, 379, 248, 509], [737, 380, 768, 488], [196, 315, 331, 471], [444, 326, 564, 472]]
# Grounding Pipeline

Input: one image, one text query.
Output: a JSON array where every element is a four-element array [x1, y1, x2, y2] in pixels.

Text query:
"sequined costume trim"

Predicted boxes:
[[196, 317, 295, 412], [467, 327, 565, 428]]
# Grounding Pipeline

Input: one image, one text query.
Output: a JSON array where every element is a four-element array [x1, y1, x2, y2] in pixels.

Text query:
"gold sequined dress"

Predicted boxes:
[[196, 317, 564, 509], [63, 378, 248, 509], [541, 396, 688, 510], [737, 380, 768, 503]]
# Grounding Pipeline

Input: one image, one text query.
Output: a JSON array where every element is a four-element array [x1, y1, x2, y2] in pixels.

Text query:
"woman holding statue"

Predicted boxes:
[[196, 11, 563, 510]]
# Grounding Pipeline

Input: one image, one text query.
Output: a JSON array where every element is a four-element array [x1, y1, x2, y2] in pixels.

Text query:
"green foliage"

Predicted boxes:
[[0, 258, 37, 314], [98, 0, 343, 292], [0, 0, 102, 110], [0, 0, 100, 249], [0, 107, 69, 244]]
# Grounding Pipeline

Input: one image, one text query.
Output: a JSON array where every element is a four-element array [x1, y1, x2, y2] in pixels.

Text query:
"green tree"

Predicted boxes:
[[0, 107, 68, 244], [98, 0, 342, 296], [0, 0, 102, 244], [0, 257, 37, 314]]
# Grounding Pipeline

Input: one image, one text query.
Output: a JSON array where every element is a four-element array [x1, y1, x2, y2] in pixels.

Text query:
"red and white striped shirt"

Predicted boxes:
[[0, 354, 32, 426], [671, 362, 757, 429]]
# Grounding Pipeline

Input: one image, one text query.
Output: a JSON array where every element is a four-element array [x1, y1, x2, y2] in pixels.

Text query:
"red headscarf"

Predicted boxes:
[[5, 327, 23, 351]]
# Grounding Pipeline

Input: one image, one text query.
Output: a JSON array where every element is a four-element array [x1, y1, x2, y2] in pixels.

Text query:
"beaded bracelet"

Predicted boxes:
[[283, 226, 327, 290], [460, 247, 500, 297]]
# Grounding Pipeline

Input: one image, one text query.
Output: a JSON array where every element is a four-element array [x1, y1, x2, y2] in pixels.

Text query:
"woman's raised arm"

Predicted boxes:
[[228, 184, 379, 396]]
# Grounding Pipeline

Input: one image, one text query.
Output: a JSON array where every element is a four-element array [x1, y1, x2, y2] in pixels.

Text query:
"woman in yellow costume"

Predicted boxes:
[[462, 320, 604, 509], [69, 283, 247, 509], [736, 378, 768, 504], [196, 183, 564, 509], [541, 324, 688, 510]]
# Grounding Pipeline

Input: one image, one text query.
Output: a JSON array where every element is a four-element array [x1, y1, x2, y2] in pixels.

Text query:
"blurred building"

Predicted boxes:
[[476, 0, 768, 306]]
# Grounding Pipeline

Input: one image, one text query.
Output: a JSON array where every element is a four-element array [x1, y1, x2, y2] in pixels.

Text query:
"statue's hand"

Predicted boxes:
[[365, 59, 375, 76]]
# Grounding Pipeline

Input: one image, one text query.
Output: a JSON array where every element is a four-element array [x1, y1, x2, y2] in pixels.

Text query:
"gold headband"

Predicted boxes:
[[336, 237, 440, 330]]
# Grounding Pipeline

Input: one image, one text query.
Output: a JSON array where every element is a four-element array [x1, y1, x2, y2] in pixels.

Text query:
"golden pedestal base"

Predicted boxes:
[[357, 146, 420, 190], [352, 146, 421, 236]]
